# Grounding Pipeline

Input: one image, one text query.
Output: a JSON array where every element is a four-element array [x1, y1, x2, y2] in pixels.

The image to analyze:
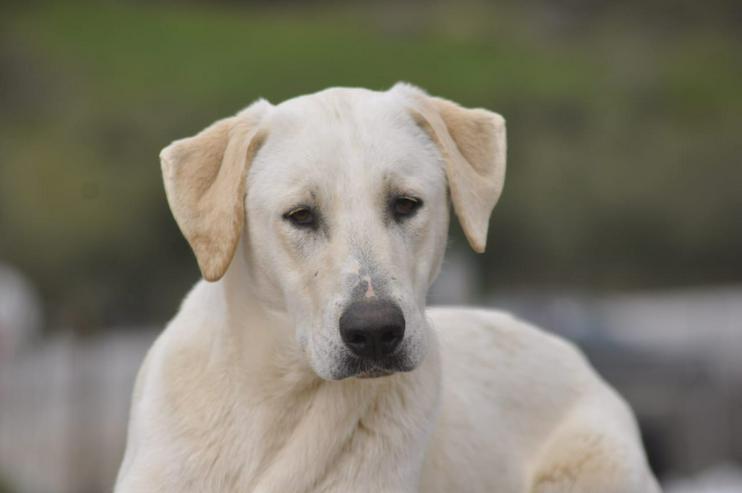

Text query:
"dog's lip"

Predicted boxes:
[[348, 354, 409, 379], [356, 368, 395, 379], [340, 349, 413, 379]]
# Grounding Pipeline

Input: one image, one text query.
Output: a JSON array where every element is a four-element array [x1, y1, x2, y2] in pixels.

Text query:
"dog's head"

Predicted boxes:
[[160, 84, 506, 379]]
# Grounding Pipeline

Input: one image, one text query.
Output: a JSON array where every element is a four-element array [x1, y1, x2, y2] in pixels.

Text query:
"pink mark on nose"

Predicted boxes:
[[363, 275, 376, 298]]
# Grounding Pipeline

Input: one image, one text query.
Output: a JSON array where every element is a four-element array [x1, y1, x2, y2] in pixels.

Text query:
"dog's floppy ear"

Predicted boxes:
[[160, 100, 270, 281], [394, 83, 506, 253]]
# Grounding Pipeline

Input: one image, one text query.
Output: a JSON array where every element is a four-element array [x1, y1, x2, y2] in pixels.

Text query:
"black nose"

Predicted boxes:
[[339, 300, 405, 359]]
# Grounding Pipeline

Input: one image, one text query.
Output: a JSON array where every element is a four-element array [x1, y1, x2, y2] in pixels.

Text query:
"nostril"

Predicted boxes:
[[380, 329, 400, 344], [347, 331, 367, 346]]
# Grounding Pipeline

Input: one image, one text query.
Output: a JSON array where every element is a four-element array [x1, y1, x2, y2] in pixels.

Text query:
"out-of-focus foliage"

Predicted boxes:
[[1, 0, 740, 331]]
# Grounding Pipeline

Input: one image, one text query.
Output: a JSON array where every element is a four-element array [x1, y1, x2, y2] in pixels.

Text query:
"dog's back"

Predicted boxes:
[[422, 307, 660, 493]]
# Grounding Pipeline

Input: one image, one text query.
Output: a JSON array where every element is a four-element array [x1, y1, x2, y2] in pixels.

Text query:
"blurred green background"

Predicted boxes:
[[1, 0, 740, 330]]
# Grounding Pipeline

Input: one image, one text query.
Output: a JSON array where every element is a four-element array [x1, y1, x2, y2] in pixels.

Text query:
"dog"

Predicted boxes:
[[115, 83, 660, 492]]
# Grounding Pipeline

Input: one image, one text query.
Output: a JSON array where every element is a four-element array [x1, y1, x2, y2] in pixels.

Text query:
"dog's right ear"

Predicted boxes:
[[160, 100, 270, 282]]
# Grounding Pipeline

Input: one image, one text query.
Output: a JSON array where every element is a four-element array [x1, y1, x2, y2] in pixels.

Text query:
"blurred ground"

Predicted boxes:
[[0, 0, 740, 492]]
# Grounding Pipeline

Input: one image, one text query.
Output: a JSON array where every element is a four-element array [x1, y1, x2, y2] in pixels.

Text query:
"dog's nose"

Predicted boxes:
[[339, 300, 405, 359]]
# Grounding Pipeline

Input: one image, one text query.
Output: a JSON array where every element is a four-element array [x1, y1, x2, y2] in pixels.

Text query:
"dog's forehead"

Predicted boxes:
[[270, 87, 399, 129], [251, 88, 439, 183]]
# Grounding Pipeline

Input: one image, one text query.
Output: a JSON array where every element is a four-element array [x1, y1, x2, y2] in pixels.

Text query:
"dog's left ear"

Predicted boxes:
[[160, 100, 271, 281], [394, 83, 506, 253]]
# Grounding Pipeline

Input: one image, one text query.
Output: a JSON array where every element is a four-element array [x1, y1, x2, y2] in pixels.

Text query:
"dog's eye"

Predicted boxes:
[[392, 196, 422, 220], [284, 207, 316, 228]]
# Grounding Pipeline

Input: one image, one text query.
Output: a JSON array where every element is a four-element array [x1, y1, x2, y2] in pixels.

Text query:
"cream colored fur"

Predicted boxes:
[[116, 84, 660, 492]]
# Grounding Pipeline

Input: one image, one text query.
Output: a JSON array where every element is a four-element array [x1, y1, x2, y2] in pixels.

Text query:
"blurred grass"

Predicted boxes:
[[1, 0, 740, 330]]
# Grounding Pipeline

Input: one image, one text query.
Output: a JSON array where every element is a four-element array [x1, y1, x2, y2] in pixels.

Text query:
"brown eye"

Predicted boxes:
[[284, 207, 316, 228], [392, 196, 422, 220]]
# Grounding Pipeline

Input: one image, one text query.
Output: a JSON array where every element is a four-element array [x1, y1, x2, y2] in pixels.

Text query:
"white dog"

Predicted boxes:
[[115, 84, 660, 492]]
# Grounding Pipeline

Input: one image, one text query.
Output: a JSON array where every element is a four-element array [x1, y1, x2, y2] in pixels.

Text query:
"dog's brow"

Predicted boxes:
[[383, 175, 424, 199]]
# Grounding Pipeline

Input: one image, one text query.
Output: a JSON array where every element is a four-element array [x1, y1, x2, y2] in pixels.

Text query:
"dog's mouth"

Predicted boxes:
[[340, 352, 413, 379], [356, 368, 395, 379]]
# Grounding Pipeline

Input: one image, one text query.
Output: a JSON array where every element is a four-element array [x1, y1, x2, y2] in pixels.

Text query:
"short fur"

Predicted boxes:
[[116, 84, 659, 492]]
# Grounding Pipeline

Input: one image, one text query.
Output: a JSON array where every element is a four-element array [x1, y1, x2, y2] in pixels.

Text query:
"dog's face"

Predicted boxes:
[[244, 89, 449, 378], [160, 84, 506, 380]]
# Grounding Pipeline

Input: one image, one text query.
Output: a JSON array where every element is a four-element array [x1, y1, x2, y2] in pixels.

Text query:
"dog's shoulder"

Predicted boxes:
[[425, 305, 621, 431], [426, 306, 589, 374], [116, 282, 243, 491]]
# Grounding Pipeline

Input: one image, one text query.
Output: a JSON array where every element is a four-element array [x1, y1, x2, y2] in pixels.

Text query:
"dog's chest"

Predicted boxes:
[[157, 371, 437, 492], [169, 394, 315, 491]]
